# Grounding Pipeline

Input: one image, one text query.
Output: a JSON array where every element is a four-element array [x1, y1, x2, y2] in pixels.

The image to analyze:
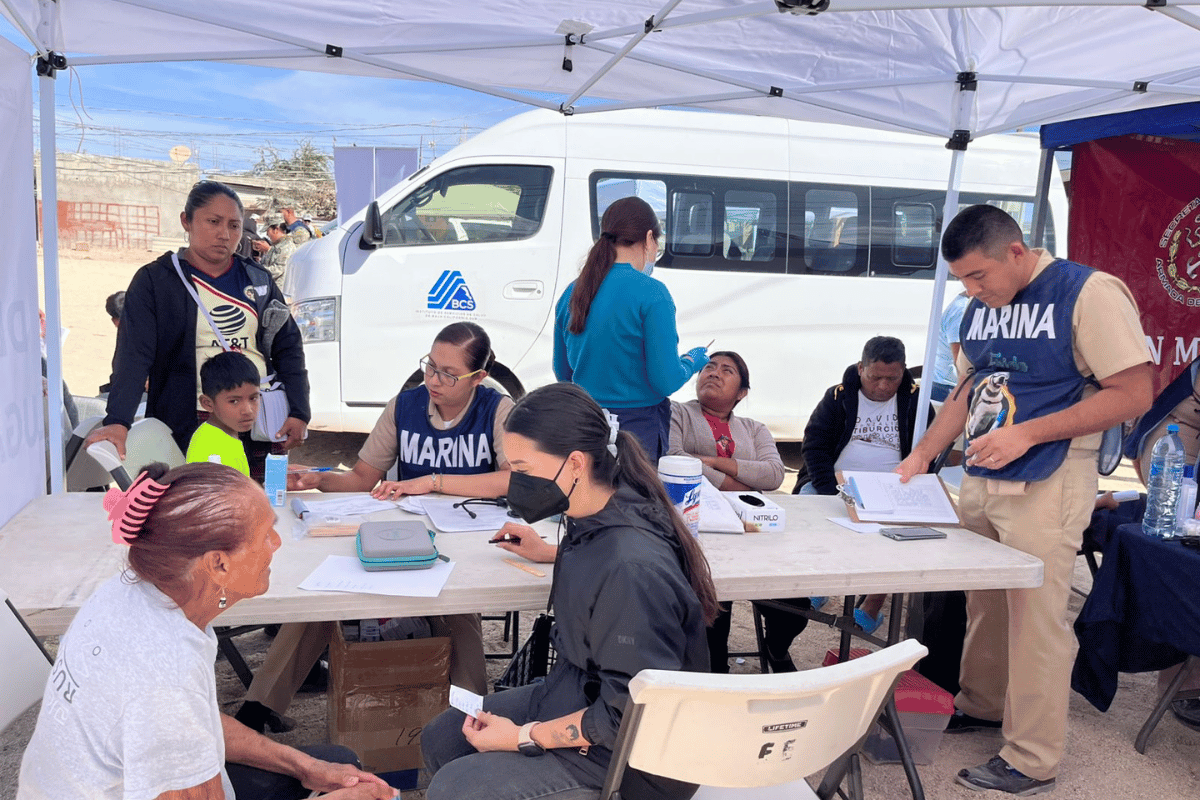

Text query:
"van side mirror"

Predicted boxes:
[[359, 201, 383, 250]]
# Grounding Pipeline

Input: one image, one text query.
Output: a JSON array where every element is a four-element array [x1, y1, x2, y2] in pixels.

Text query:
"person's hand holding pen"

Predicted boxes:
[[287, 464, 332, 491], [489, 522, 558, 563]]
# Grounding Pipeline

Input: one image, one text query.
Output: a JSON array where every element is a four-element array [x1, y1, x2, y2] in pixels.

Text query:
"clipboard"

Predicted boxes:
[[836, 470, 961, 526]]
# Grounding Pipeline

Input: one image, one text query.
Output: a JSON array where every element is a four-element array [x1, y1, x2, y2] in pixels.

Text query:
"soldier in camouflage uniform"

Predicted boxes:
[[261, 223, 298, 290]]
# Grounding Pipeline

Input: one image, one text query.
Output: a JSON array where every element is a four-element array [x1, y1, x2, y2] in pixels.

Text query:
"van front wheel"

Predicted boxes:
[[399, 363, 526, 401]]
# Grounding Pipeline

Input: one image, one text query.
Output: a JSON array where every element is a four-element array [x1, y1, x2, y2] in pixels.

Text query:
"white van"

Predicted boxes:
[[286, 109, 1067, 440]]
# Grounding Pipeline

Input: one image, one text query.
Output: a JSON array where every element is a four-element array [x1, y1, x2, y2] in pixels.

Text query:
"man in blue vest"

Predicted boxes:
[[897, 205, 1153, 795]]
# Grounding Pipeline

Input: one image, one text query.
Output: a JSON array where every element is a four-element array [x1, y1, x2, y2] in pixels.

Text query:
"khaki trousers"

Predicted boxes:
[[955, 453, 1096, 781], [246, 613, 488, 713]]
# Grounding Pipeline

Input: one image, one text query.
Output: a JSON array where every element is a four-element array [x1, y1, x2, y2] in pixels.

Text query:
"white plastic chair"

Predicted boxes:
[[83, 417, 186, 490], [601, 639, 927, 800], [64, 415, 109, 491], [0, 588, 53, 734]]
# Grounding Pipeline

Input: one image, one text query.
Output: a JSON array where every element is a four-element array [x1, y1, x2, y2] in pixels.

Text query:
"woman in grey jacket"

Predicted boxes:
[[667, 351, 784, 492], [421, 383, 719, 800]]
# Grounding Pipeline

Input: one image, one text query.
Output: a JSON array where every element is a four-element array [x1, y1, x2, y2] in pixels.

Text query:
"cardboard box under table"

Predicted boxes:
[[823, 648, 953, 765], [329, 628, 451, 772]]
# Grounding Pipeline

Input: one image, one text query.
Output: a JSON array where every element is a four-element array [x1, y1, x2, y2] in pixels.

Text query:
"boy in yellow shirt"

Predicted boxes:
[[186, 351, 261, 477]]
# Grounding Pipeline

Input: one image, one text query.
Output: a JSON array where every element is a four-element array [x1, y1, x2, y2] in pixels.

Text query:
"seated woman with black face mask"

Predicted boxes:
[[420, 382, 720, 800]]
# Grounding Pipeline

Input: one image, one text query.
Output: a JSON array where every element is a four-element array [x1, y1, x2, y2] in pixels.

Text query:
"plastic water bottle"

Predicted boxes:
[[1176, 465, 1197, 535], [1142, 424, 1186, 538]]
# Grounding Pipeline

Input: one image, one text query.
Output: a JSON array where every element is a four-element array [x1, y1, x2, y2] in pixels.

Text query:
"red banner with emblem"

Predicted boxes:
[[1069, 134, 1200, 394]]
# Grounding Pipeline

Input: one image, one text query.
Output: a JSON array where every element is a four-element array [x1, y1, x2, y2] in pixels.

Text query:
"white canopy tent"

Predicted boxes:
[[5, 0, 1200, 494]]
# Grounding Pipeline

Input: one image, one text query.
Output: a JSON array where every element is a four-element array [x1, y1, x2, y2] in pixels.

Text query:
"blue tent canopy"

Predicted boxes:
[[1040, 101, 1200, 150]]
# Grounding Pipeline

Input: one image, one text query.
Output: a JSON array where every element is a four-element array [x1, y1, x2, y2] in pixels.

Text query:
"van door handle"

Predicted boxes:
[[503, 281, 544, 300]]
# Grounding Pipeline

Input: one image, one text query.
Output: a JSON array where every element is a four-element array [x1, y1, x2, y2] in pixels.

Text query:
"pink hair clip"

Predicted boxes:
[[103, 472, 169, 545]]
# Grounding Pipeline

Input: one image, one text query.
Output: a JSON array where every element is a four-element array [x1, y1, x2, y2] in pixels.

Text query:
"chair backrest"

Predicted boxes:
[[0, 589, 53, 733], [65, 415, 110, 492], [124, 417, 186, 475], [605, 639, 926, 794]]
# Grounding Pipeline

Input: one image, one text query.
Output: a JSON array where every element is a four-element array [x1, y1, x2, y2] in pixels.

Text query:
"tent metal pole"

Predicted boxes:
[[913, 80, 974, 444], [39, 68, 64, 494], [560, 0, 686, 112], [69, 36, 565, 67], [1154, 5, 1200, 35], [1030, 148, 1055, 249], [0, 0, 49, 57]]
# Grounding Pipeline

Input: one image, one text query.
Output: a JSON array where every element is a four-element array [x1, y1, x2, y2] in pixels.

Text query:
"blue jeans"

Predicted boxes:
[[422, 684, 600, 800]]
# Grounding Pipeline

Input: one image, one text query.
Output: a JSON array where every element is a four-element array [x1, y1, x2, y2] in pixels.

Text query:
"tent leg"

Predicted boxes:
[[913, 84, 973, 443], [39, 67, 64, 494], [1031, 148, 1055, 249]]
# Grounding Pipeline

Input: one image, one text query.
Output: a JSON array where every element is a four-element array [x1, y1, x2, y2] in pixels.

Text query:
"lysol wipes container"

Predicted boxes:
[[658, 455, 703, 537]]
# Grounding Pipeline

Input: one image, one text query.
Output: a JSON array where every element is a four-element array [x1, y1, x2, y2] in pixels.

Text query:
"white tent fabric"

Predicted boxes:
[[4, 0, 1200, 487], [7, 1, 1200, 138], [0, 32, 46, 524]]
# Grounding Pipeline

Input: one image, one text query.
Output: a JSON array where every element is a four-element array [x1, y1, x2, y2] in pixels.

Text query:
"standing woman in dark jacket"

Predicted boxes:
[[87, 181, 309, 471], [421, 383, 719, 800]]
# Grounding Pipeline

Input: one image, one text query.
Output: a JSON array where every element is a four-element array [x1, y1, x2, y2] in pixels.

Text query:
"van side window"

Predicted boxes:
[[669, 191, 715, 257], [801, 188, 866, 275], [590, 171, 787, 273], [379, 165, 552, 247], [724, 190, 778, 262], [893, 203, 937, 267]]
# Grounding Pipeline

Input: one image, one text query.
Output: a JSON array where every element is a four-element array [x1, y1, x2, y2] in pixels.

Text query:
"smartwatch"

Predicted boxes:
[[517, 722, 546, 757]]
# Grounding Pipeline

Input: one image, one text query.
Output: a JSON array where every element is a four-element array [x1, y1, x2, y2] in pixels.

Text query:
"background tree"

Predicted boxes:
[[252, 140, 336, 219]]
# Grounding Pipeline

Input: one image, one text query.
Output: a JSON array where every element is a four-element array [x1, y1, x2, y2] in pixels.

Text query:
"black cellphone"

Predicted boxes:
[[738, 494, 765, 507], [489, 532, 521, 544], [881, 526, 948, 541]]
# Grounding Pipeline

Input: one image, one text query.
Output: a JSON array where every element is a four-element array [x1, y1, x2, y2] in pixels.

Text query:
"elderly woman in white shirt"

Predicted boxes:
[[668, 351, 805, 673]]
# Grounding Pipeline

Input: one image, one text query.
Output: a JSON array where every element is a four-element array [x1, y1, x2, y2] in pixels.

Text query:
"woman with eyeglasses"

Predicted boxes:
[[288, 321, 513, 500], [252, 322, 512, 714]]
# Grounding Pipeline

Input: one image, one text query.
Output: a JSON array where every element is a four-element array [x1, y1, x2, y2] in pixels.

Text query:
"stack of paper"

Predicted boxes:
[[840, 471, 959, 525]]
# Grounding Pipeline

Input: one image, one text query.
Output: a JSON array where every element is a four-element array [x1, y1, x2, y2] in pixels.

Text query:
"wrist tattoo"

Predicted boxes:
[[565, 724, 580, 742]]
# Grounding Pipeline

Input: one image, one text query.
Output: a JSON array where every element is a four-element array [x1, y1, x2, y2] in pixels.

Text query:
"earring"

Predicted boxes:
[[218, 588, 227, 609]]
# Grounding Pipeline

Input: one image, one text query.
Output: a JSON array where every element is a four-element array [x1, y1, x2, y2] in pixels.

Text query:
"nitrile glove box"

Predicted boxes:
[[722, 491, 786, 531]]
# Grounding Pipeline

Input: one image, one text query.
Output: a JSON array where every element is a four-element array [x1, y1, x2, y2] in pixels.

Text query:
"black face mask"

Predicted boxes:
[[507, 459, 572, 524]]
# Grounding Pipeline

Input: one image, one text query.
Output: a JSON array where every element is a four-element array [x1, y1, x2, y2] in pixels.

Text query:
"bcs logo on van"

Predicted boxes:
[[428, 270, 477, 311]]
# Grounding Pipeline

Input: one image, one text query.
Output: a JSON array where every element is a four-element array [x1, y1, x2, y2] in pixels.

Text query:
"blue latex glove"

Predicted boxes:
[[682, 346, 710, 374]]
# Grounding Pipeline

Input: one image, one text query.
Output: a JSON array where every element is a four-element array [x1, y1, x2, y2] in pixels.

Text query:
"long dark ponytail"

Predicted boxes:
[[568, 196, 662, 335], [505, 382, 719, 624]]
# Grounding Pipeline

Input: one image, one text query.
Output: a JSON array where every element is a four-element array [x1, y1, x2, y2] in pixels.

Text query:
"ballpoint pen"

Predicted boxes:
[[288, 467, 335, 474]]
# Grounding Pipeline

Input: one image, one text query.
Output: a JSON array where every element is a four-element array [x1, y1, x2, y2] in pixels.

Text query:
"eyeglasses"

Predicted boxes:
[[420, 356, 483, 387]]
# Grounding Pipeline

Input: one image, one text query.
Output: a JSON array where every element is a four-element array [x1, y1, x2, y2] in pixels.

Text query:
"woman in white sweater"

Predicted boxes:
[[667, 351, 784, 492], [669, 352, 807, 673]]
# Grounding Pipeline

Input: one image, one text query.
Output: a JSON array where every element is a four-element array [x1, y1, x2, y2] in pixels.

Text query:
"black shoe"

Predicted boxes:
[[298, 659, 329, 694], [234, 700, 296, 734], [1171, 698, 1200, 732], [956, 756, 1055, 795], [946, 708, 1003, 733], [262, 623, 281, 638]]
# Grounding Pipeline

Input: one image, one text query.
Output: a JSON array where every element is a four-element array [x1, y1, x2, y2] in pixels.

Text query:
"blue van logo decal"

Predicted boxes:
[[428, 270, 477, 311]]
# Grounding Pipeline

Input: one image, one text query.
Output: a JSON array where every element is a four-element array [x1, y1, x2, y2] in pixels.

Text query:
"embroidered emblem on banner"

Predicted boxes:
[[1156, 198, 1200, 307]]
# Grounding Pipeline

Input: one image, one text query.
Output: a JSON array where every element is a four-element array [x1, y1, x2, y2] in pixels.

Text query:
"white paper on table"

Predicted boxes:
[[396, 496, 426, 514], [841, 471, 959, 524], [298, 555, 454, 597], [422, 496, 519, 532], [698, 477, 745, 533], [828, 517, 883, 534], [449, 685, 484, 718], [297, 495, 398, 517]]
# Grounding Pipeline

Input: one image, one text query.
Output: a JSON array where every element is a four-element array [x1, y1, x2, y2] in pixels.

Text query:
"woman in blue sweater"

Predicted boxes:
[[553, 196, 708, 461]]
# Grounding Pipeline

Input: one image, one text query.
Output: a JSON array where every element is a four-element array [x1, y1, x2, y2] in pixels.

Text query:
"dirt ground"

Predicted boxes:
[[3, 246, 1197, 798]]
